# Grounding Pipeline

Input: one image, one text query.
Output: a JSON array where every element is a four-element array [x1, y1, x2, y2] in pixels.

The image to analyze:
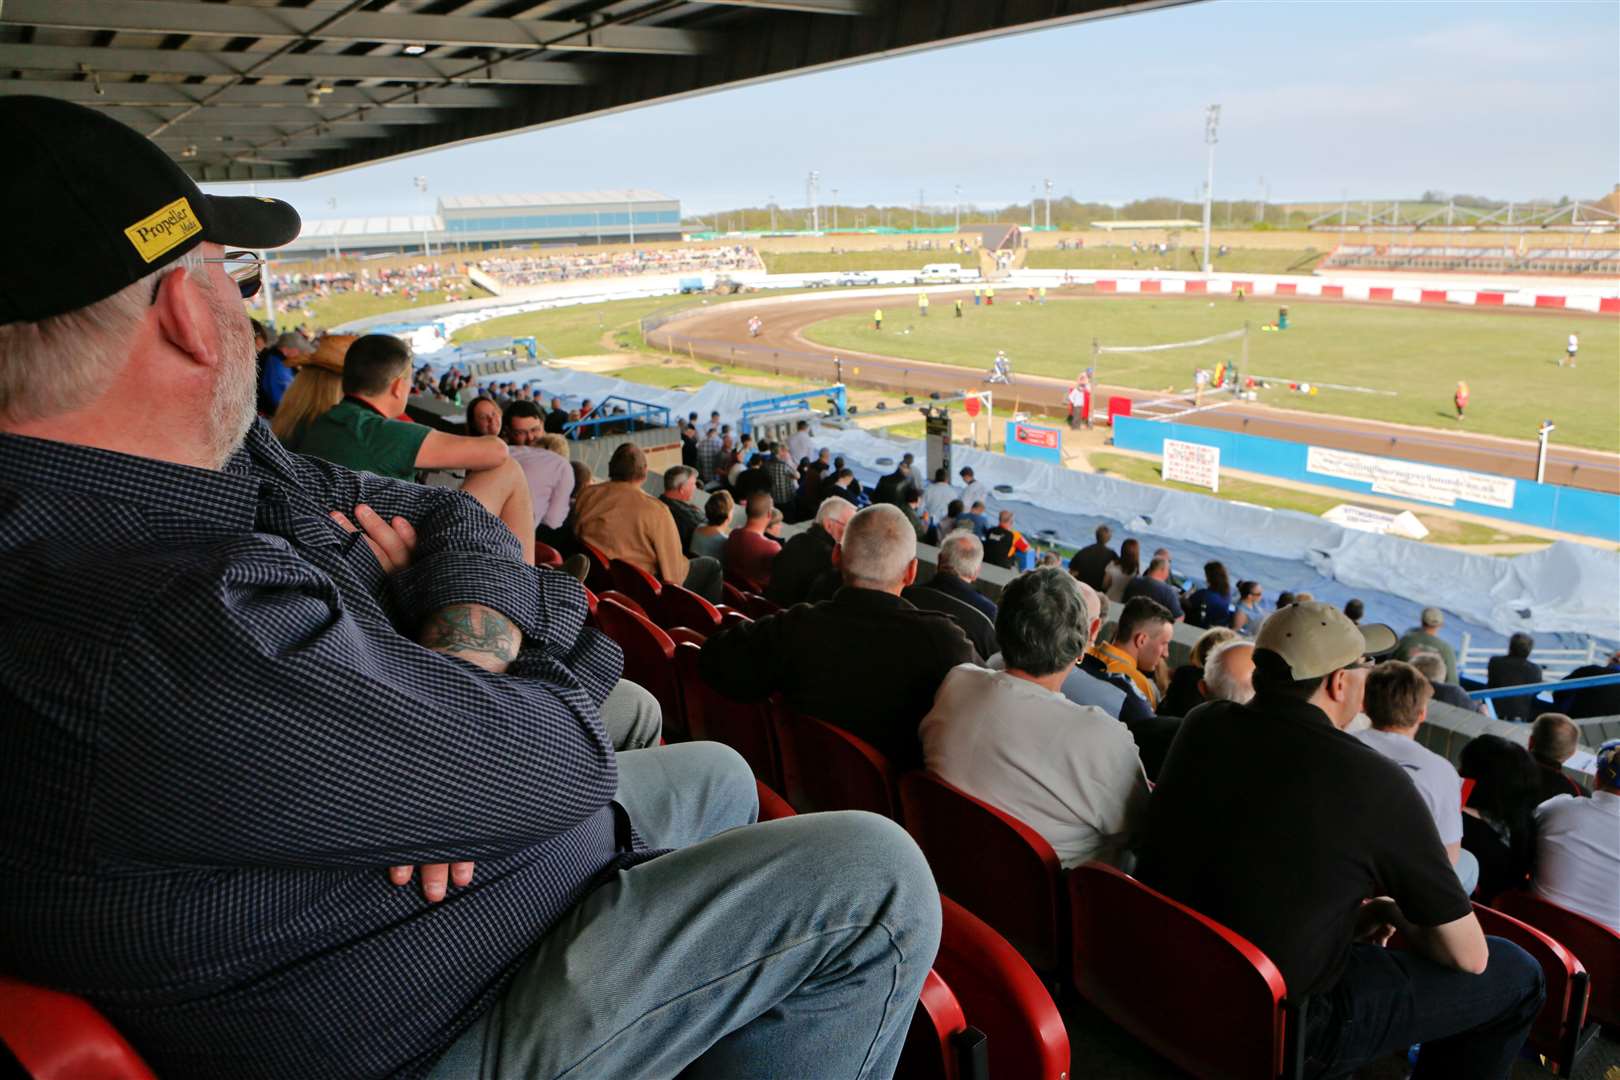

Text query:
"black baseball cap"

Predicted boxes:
[[0, 95, 302, 326]]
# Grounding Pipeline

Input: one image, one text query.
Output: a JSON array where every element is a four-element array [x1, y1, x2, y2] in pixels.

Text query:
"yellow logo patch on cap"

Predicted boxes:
[[124, 196, 202, 263]]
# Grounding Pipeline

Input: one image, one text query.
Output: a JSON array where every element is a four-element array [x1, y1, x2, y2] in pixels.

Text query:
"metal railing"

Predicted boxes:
[[1457, 635, 1598, 683], [562, 395, 673, 439]]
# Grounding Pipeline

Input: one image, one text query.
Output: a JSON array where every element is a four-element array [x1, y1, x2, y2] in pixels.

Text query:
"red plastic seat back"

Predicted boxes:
[[756, 779, 797, 821], [674, 641, 780, 787], [579, 540, 615, 594], [773, 705, 897, 818], [894, 971, 970, 1080], [656, 581, 723, 635], [936, 898, 1070, 1080], [594, 598, 680, 735], [1495, 890, 1620, 1028], [720, 580, 750, 608], [0, 977, 159, 1080], [532, 540, 564, 568], [899, 772, 1064, 972], [1472, 902, 1589, 1074], [743, 592, 781, 619], [608, 558, 663, 613], [1068, 862, 1292, 1080]]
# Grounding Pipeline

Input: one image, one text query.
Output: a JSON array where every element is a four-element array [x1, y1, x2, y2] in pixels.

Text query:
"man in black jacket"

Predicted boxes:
[[872, 460, 913, 508], [1487, 633, 1543, 723], [1068, 524, 1117, 590], [904, 531, 998, 661], [700, 504, 975, 770], [766, 497, 857, 607], [659, 465, 705, 555]]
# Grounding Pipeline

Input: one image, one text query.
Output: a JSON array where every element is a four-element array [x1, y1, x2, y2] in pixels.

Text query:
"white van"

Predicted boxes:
[[915, 262, 966, 283]]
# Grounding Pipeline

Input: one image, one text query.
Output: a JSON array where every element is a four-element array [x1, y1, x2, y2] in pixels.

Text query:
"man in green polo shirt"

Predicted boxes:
[[299, 334, 534, 564]]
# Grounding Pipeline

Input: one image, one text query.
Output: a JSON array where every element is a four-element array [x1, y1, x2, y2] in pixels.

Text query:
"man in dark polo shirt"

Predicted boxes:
[[1068, 524, 1117, 591], [299, 334, 536, 563], [700, 503, 976, 769], [1122, 554, 1184, 620], [1138, 602, 1544, 1079]]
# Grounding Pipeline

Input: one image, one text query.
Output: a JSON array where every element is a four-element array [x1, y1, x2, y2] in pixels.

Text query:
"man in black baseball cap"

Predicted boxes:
[[1137, 601, 1543, 1079]]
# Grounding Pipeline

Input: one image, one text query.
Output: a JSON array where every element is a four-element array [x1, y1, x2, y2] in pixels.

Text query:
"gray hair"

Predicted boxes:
[[815, 494, 856, 528], [662, 464, 697, 492], [1204, 640, 1256, 704], [0, 249, 206, 425], [996, 567, 1089, 676], [839, 503, 916, 589], [936, 529, 984, 580], [1409, 651, 1446, 682]]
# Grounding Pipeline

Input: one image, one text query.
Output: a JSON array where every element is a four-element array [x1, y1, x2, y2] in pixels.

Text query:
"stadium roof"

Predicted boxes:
[[0, 0, 1193, 183], [440, 190, 673, 208], [1091, 218, 1203, 230]]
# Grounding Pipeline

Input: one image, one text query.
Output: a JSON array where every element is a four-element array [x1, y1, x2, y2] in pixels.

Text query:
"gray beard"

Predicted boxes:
[[204, 295, 260, 469]]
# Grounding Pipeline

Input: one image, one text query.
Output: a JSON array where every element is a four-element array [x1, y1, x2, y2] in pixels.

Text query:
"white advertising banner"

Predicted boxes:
[[1306, 446, 1516, 509], [1163, 438, 1221, 493]]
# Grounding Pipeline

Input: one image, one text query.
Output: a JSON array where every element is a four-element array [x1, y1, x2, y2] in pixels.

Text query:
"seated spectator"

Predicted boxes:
[[1068, 523, 1117, 591], [1459, 734, 1542, 902], [793, 460, 828, 523], [761, 443, 800, 518], [723, 492, 781, 591], [466, 394, 502, 438], [544, 396, 569, 434], [733, 451, 771, 500], [991, 580, 1125, 717], [1158, 627, 1238, 717], [765, 495, 855, 607], [818, 466, 860, 507], [1395, 606, 1459, 683], [921, 467, 957, 524], [957, 500, 991, 539], [502, 411, 573, 534], [981, 509, 1031, 570], [1089, 597, 1174, 709], [260, 329, 312, 412], [1532, 739, 1619, 931], [1343, 598, 1365, 625], [922, 568, 1150, 869], [0, 103, 940, 1080], [1357, 661, 1479, 894], [1554, 650, 1620, 719], [690, 490, 735, 562], [270, 333, 351, 448], [1183, 561, 1235, 629], [787, 418, 816, 464], [1275, 590, 1296, 609], [699, 504, 976, 769], [1232, 579, 1265, 636], [935, 498, 967, 539], [297, 334, 534, 563], [1139, 603, 1543, 1079], [1487, 632, 1544, 723], [1122, 554, 1184, 621], [1101, 537, 1141, 604], [1527, 713, 1589, 801], [659, 465, 705, 555], [694, 426, 723, 484], [1202, 638, 1257, 705], [900, 487, 929, 542], [572, 443, 722, 601], [905, 531, 996, 661], [1410, 651, 1481, 713]]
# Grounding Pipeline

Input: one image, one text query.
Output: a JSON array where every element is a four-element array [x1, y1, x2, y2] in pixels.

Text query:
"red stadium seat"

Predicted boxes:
[[743, 592, 781, 620], [899, 772, 1064, 973], [594, 597, 682, 737], [582, 585, 598, 619], [532, 540, 564, 568], [720, 580, 750, 609], [1471, 902, 1590, 1077], [756, 779, 796, 821], [773, 705, 897, 818], [1068, 862, 1305, 1080], [0, 977, 159, 1080], [608, 558, 663, 613], [673, 641, 780, 787], [596, 590, 648, 621], [1494, 890, 1620, 1031], [579, 540, 615, 594], [936, 898, 1069, 1080], [666, 626, 708, 647], [719, 609, 752, 631], [656, 581, 723, 635], [895, 970, 987, 1080]]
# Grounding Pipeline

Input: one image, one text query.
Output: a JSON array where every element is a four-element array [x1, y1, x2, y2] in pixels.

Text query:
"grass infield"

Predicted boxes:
[[801, 294, 1620, 452]]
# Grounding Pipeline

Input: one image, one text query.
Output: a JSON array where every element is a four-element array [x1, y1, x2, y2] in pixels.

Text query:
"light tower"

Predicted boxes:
[[807, 171, 820, 231], [954, 184, 961, 231], [413, 176, 431, 256], [831, 188, 838, 230], [1044, 178, 1053, 229], [1201, 104, 1220, 272]]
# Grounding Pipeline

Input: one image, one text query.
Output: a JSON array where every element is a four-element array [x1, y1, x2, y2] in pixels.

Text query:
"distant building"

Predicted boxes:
[[276, 189, 682, 257]]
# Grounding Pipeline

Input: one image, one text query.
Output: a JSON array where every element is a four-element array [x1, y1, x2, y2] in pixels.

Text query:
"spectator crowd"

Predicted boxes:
[[477, 244, 761, 288]]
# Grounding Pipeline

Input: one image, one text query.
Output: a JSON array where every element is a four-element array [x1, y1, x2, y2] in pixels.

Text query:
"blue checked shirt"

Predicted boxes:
[[0, 422, 638, 1079]]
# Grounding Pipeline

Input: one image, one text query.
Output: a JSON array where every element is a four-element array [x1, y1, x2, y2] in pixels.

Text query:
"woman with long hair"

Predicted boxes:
[[1458, 734, 1541, 901], [270, 334, 355, 449], [1186, 561, 1236, 629], [1103, 537, 1141, 604]]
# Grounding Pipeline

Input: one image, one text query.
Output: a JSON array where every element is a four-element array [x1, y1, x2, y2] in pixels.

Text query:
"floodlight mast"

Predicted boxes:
[[1202, 104, 1220, 272]]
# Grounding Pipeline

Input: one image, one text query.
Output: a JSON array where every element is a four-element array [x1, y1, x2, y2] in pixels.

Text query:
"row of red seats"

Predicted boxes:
[[587, 574, 1620, 1080]]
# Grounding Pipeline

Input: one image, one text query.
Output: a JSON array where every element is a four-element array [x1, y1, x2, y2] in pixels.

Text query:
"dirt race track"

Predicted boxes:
[[648, 288, 1620, 495]]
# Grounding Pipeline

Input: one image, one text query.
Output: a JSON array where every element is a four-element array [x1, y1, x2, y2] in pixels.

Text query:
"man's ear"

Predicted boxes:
[[153, 266, 215, 367], [902, 557, 919, 588]]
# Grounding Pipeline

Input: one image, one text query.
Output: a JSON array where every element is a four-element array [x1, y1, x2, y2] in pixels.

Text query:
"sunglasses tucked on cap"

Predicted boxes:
[[0, 96, 301, 326], [1253, 601, 1398, 681]]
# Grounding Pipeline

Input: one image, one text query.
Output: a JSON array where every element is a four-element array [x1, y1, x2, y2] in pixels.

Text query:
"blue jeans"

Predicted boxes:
[[1305, 938, 1545, 1080], [428, 743, 940, 1079]]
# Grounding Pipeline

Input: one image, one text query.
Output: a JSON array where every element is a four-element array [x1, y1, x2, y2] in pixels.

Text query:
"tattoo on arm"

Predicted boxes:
[[420, 604, 521, 674]]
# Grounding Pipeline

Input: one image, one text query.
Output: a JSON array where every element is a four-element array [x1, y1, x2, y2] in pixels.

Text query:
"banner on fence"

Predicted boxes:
[[1005, 420, 1063, 464], [1306, 446, 1516, 508], [1163, 438, 1221, 492]]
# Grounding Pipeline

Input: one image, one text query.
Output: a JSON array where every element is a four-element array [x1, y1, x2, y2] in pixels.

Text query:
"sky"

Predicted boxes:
[[204, 0, 1620, 220]]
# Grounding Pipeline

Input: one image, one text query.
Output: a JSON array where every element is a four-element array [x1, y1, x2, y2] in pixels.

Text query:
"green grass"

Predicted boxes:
[[760, 250, 979, 275], [1089, 453, 1546, 545], [454, 295, 705, 357], [1025, 247, 1325, 274], [256, 289, 460, 332], [610, 362, 815, 393], [802, 296, 1620, 452]]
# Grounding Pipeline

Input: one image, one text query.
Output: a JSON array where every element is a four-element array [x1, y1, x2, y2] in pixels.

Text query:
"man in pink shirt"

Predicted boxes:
[[724, 492, 781, 592], [502, 401, 573, 531]]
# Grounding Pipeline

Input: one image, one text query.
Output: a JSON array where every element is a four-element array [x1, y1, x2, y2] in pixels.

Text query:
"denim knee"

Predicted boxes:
[[805, 812, 941, 957], [684, 741, 759, 824], [1485, 936, 1546, 1017]]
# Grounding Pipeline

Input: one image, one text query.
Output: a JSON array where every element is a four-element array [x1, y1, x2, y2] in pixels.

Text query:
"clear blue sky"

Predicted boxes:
[[206, 0, 1619, 219]]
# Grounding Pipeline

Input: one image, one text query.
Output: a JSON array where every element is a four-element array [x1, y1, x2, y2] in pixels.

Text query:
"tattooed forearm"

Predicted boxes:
[[420, 604, 521, 674]]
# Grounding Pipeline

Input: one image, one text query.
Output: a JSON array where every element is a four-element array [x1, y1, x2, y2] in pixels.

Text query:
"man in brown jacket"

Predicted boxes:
[[573, 443, 722, 601]]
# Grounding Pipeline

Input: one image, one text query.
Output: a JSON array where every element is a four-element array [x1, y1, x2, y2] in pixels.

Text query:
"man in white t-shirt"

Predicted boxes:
[[921, 568, 1150, 869], [957, 466, 990, 512], [787, 420, 816, 465], [1356, 660, 1478, 895], [1533, 739, 1619, 931], [1563, 332, 1578, 368]]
